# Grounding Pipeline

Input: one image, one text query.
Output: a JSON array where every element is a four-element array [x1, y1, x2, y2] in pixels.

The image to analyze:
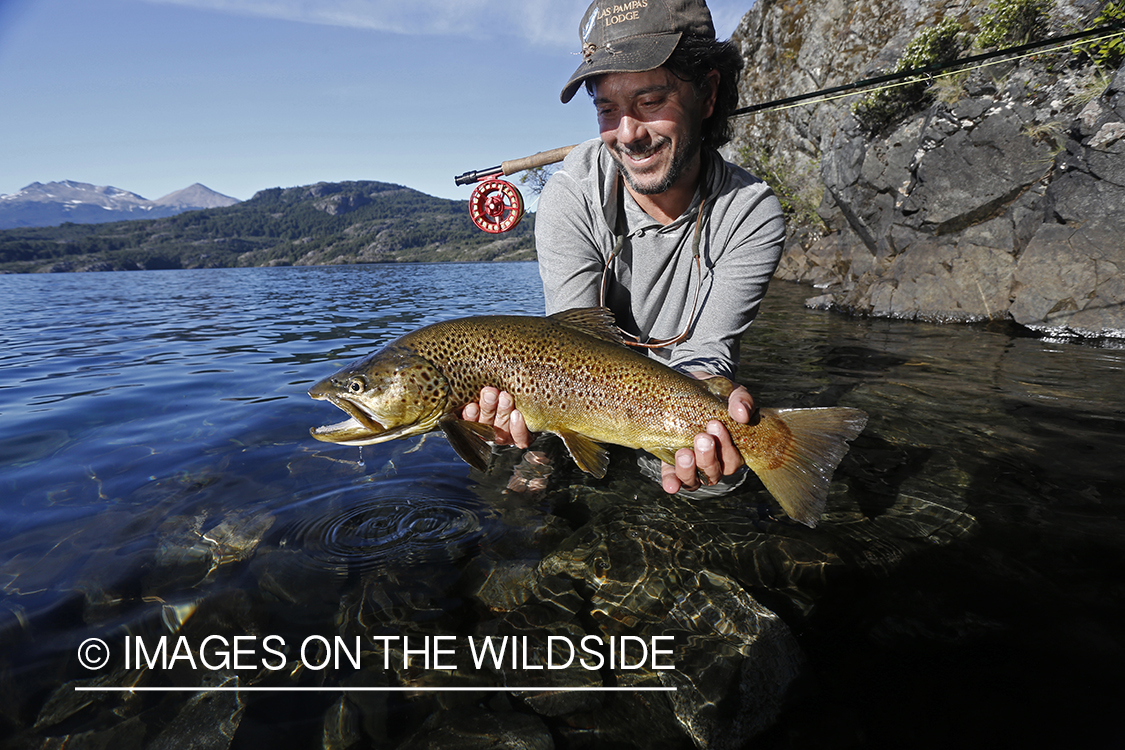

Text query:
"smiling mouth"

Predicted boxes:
[[617, 138, 669, 166]]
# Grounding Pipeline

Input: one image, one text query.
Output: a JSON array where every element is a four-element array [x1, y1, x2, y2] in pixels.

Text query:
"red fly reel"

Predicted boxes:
[[469, 179, 524, 234]]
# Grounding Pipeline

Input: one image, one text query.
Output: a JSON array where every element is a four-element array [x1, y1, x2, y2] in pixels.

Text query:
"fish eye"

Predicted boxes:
[[347, 378, 365, 394]]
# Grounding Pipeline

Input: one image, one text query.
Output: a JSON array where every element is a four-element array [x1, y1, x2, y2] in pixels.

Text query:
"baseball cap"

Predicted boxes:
[[560, 0, 716, 103]]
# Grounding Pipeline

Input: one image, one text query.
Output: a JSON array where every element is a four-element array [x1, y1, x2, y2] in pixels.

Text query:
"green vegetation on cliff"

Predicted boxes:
[[852, 17, 968, 134], [0, 181, 535, 273], [976, 0, 1055, 49], [1073, 1, 1125, 69]]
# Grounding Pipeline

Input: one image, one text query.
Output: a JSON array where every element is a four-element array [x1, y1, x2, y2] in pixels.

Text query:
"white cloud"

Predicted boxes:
[[139, 0, 752, 47], [140, 0, 587, 47]]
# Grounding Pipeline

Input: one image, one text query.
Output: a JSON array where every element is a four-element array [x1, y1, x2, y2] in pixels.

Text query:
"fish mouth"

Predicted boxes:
[[308, 392, 398, 445]]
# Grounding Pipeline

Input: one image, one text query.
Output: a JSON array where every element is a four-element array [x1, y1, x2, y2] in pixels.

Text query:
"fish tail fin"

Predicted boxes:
[[734, 407, 868, 528]]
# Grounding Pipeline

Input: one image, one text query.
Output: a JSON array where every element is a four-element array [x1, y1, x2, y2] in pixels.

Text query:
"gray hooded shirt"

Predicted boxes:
[[536, 138, 786, 380]]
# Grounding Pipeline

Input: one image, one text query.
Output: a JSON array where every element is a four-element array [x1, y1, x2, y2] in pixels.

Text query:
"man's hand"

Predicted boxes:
[[463, 377, 753, 492], [460, 386, 534, 449], [661, 375, 754, 493]]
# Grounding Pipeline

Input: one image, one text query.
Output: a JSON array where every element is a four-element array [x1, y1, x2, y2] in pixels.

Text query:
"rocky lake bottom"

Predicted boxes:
[[1, 263, 1123, 748]]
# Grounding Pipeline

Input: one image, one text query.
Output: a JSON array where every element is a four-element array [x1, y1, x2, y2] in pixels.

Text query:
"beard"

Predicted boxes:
[[609, 121, 703, 196]]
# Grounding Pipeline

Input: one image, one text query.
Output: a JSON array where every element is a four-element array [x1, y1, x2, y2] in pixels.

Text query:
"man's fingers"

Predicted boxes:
[[706, 421, 742, 476], [478, 387, 499, 423], [694, 432, 722, 485], [509, 408, 532, 450], [494, 390, 514, 433], [728, 385, 754, 423], [661, 462, 680, 493], [472, 387, 515, 445], [464, 386, 535, 449], [675, 447, 700, 489], [660, 450, 700, 494]]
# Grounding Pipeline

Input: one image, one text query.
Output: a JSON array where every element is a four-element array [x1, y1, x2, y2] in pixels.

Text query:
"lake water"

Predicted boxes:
[[1, 263, 1123, 749]]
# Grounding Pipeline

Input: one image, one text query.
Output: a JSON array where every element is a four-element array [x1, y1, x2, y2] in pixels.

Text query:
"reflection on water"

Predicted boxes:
[[1, 265, 1123, 749]]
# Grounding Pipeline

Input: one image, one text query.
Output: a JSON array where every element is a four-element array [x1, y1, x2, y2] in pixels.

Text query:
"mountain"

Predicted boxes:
[[0, 180, 534, 273], [150, 183, 240, 210], [0, 180, 240, 230]]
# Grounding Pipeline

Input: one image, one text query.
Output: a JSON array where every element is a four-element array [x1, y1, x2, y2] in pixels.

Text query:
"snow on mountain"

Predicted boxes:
[[152, 183, 239, 209], [6, 180, 149, 207], [0, 181, 240, 230]]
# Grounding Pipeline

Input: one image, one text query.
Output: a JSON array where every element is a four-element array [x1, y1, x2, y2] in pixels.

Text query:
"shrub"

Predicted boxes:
[[976, 0, 1055, 49], [1072, 1, 1125, 69], [853, 18, 966, 134], [738, 145, 825, 238]]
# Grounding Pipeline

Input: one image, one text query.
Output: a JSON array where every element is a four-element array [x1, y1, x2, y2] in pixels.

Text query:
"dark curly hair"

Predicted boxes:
[[663, 36, 744, 150], [586, 36, 744, 150]]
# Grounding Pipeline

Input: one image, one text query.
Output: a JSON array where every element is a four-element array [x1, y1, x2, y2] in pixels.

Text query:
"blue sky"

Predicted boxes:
[[0, 0, 753, 203]]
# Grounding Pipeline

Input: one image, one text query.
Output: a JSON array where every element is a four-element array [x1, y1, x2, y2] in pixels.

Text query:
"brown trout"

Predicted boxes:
[[308, 308, 867, 527]]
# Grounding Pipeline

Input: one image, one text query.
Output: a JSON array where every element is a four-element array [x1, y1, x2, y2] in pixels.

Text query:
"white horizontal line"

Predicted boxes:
[[75, 686, 676, 693]]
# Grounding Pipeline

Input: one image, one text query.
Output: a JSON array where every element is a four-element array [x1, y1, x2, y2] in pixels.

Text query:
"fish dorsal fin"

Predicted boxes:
[[557, 428, 610, 479], [548, 307, 627, 346], [440, 416, 496, 472]]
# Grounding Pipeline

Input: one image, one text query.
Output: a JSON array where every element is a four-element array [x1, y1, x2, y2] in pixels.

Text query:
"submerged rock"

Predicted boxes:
[[32, 668, 145, 732], [144, 508, 275, 594], [145, 676, 245, 750], [656, 574, 803, 748], [539, 512, 803, 748], [397, 708, 554, 750], [474, 602, 604, 717]]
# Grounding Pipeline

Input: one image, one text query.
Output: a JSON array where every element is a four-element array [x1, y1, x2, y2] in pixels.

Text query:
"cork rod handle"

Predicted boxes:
[[500, 145, 578, 176]]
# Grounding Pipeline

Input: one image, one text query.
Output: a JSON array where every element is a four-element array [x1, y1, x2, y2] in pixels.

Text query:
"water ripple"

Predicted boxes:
[[280, 492, 499, 572]]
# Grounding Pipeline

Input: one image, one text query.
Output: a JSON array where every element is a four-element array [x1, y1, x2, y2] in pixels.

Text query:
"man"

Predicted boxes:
[[464, 0, 786, 494]]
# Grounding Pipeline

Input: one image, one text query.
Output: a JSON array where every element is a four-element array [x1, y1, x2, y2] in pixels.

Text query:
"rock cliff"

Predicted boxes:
[[728, 0, 1125, 337]]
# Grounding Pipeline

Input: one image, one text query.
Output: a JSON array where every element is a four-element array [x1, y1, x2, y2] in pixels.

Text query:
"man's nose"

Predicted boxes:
[[617, 114, 647, 145]]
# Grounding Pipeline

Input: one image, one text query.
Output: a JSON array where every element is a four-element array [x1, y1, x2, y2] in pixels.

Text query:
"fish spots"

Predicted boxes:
[[393, 314, 691, 436], [757, 414, 794, 470]]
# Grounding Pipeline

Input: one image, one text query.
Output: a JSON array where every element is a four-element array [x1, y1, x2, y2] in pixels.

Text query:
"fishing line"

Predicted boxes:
[[453, 22, 1125, 212], [733, 23, 1125, 118]]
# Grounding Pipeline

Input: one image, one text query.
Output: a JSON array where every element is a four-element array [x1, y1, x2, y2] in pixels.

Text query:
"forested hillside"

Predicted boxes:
[[0, 181, 533, 273]]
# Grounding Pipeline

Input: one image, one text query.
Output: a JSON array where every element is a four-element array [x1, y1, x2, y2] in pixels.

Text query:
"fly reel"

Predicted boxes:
[[455, 145, 576, 235], [468, 179, 524, 234]]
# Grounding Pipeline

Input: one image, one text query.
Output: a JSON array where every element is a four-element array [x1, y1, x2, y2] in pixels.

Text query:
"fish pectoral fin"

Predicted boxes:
[[557, 429, 610, 479], [440, 417, 496, 472]]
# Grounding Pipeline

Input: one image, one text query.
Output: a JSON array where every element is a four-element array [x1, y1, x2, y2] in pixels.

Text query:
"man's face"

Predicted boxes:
[[592, 68, 715, 196]]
